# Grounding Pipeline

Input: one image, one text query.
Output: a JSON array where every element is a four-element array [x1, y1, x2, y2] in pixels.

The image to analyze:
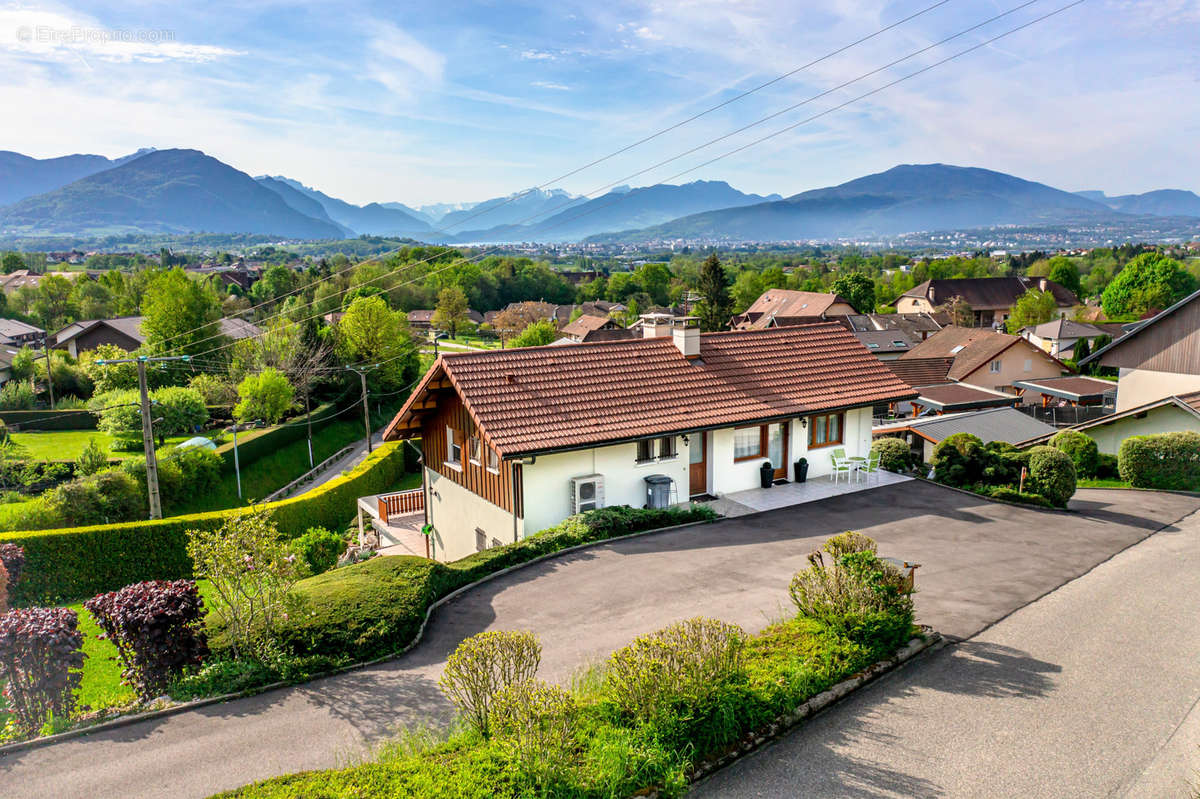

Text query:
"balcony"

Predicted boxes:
[[356, 488, 428, 557]]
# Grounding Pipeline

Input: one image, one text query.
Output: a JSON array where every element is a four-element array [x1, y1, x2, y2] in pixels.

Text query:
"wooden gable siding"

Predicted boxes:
[[1100, 300, 1200, 376], [421, 391, 516, 514]]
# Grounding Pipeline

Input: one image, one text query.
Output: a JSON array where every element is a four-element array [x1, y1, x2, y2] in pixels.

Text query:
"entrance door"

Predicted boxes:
[[689, 431, 708, 497], [767, 423, 789, 481]]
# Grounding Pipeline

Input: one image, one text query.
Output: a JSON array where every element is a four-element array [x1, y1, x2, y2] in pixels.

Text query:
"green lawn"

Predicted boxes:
[[168, 419, 367, 515], [1, 581, 216, 735], [1077, 477, 1132, 489], [9, 430, 190, 461]]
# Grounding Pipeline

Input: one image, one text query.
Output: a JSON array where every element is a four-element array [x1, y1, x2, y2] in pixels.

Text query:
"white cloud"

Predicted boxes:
[[366, 20, 445, 96], [0, 6, 241, 64], [531, 80, 570, 90], [520, 48, 556, 60]]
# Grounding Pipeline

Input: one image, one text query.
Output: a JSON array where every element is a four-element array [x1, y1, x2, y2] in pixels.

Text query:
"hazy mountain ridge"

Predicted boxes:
[[590, 164, 1140, 243], [263, 177, 430, 235], [0, 149, 345, 239], [0, 147, 155, 206], [1074, 188, 1200, 218]]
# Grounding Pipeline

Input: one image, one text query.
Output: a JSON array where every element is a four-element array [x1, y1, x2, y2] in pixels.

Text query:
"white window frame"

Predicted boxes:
[[446, 425, 462, 469], [989, 359, 1002, 373], [486, 446, 500, 473], [468, 435, 481, 465]]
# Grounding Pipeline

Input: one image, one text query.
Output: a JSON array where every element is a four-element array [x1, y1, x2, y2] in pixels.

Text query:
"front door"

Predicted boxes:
[[689, 431, 708, 497], [767, 423, 789, 481]]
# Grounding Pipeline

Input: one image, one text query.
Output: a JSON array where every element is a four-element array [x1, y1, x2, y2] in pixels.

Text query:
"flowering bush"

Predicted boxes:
[[0, 607, 85, 733], [186, 509, 302, 661], [85, 580, 208, 701], [439, 630, 541, 736]]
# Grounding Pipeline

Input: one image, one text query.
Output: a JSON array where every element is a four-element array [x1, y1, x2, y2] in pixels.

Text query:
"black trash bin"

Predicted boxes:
[[794, 457, 809, 483], [759, 461, 774, 488]]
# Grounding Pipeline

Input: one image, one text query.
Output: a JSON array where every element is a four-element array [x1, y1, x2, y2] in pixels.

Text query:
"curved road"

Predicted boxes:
[[1, 483, 1196, 798]]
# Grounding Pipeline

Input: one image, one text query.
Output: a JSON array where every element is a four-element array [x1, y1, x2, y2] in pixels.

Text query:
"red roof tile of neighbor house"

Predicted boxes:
[[385, 323, 917, 457], [732, 290, 852, 329], [886, 357, 954, 387], [915, 383, 1015, 410], [899, 326, 1064, 381], [560, 314, 615, 337], [1010, 375, 1116, 400]]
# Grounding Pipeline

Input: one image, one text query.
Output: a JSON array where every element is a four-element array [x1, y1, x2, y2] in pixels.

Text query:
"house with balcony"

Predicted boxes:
[[895, 276, 1077, 327], [376, 318, 916, 561]]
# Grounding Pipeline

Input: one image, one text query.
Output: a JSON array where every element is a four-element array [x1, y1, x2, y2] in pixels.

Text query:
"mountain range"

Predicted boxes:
[[0, 148, 1197, 244]]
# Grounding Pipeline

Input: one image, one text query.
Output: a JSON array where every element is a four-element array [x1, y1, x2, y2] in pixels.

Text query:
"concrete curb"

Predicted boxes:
[[657, 628, 944, 797], [0, 516, 718, 757]]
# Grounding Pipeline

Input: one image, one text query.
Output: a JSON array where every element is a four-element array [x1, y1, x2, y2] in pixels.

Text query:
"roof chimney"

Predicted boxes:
[[672, 316, 700, 358], [641, 313, 673, 339], [1038, 277, 1049, 291]]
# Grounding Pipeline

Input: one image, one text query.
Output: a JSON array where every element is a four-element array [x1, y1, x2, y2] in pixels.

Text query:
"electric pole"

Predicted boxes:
[[346, 364, 379, 454], [97, 354, 191, 520]]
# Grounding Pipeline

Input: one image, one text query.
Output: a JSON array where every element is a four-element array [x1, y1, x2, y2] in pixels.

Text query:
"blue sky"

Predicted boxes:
[[1, 0, 1197, 207]]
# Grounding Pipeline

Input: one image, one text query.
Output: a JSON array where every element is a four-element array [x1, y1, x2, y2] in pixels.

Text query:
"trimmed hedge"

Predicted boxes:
[[1026, 446, 1076, 508], [870, 437, 912, 472], [0, 442, 412, 604], [255, 505, 717, 664], [213, 403, 340, 475], [0, 409, 97, 431], [1118, 432, 1200, 491]]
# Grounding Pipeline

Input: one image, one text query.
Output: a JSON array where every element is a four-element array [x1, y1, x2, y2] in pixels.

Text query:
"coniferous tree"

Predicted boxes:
[[696, 254, 733, 331]]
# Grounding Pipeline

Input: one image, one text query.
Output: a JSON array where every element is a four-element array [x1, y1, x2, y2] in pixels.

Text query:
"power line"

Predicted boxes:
[[178, 0, 1081, 363], [148, 1, 959, 355]]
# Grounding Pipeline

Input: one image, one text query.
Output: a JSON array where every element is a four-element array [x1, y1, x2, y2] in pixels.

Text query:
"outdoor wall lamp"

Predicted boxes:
[[681, 434, 690, 445], [800, 418, 808, 428]]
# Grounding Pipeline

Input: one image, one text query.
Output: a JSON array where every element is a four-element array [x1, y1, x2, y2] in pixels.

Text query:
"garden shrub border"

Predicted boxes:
[[0, 504, 720, 755], [0, 410, 98, 432], [0, 442, 413, 605], [212, 403, 340, 475]]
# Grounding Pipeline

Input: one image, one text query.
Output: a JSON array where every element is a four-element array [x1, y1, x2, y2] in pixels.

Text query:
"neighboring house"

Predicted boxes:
[[835, 311, 950, 342], [731, 290, 857, 330], [408, 309, 486, 332], [897, 326, 1069, 399], [882, 356, 1016, 418], [1079, 288, 1200, 412], [0, 270, 89, 294], [873, 407, 1056, 464], [1019, 318, 1126, 359], [323, 311, 346, 326], [578, 300, 627, 317], [0, 350, 13, 386], [51, 316, 262, 357], [1016, 392, 1200, 455], [381, 319, 916, 561], [0, 318, 45, 347], [559, 314, 622, 342], [895, 277, 1077, 327]]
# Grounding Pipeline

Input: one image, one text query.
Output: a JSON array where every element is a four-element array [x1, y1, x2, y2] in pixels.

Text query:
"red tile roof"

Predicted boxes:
[[385, 323, 917, 457], [900, 326, 1065, 381], [560, 314, 615, 338], [732, 290, 853, 330], [886, 357, 954, 387], [915, 383, 1016, 410]]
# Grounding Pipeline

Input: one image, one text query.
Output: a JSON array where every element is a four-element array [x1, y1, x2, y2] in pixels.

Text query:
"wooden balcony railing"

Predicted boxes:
[[379, 488, 424, 524]]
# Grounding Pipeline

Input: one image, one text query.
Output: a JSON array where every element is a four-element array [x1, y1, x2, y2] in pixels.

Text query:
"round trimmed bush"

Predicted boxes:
[[871, 437, 911, 472], [1049, 430, 1099, 478], [1026, 445, 1077, 508], [932, 432, 986, 487], [1118, 432, 1200, 490]]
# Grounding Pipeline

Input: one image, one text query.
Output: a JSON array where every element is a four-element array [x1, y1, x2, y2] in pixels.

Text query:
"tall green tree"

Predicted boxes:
[[830, 273, 876, 313], [432, 286, 470, 338], [695, 254, 732, 331], [1006, 289, 1058, 333], [336, 295, 418, 390], [1045, 256, 1082, 296], [32, 275, 77, 329], [1101, 253, 1196, 318], [235, 367, 295, 425], [0, 252, 23, 274], [141, 269, 225, 358]]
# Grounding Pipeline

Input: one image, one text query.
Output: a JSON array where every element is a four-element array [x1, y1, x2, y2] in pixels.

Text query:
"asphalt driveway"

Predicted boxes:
[[2, 482, 1197, 798]]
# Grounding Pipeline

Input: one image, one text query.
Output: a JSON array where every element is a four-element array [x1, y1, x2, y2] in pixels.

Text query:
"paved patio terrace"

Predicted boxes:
[[704, 470, 913, 517]]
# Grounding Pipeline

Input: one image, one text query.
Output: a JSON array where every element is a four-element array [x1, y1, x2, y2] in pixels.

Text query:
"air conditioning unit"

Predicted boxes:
[[570, 474, 604, 513]]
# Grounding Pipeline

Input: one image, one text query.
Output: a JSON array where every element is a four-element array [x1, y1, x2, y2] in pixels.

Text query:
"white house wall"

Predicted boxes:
[[520, 440, 689, 535], [520, 407, 874, 534], [1115, 368, 1200, 412], [425, 467, 521, 562], [1082, 405, 1200, 455]]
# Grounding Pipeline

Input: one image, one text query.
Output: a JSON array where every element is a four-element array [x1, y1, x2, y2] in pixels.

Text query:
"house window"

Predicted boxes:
[[487, 447, 500, 473], [446, 426, 463, 468], [808, 413, 844, 449], [1023, 358, 1032, 372], [989, 360, 1002, 373], [468, 436, 481, 464], [636, 440, 654, 463], [658, 436, 677, 459], [734, 426, 764, 461], [475, 528, 487, 552]]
